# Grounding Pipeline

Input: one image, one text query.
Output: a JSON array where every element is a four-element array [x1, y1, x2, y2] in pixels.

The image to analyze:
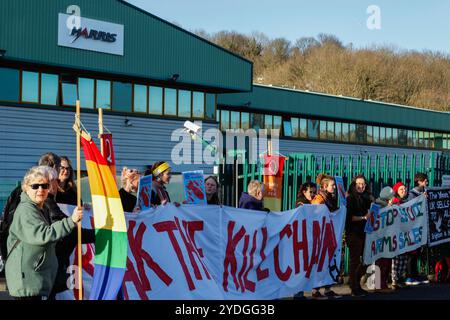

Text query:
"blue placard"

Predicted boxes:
[[182, 170, 207, 205], [364, 203, 380, 234], [136, 175, 153, 211]]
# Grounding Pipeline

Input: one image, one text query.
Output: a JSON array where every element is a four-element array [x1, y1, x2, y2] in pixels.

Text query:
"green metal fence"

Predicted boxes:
[[219, 151, 450, 278]]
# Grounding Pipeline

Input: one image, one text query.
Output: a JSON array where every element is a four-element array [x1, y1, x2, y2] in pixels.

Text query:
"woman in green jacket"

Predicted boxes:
[[5, 166, 83, 300]]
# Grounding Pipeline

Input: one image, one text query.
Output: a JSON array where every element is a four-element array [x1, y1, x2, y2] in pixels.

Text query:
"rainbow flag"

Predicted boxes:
[[81, 135, 128, 300]]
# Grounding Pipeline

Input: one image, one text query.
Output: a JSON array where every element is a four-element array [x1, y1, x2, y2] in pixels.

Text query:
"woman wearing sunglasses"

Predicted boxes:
[[5, 165, 83, 300]]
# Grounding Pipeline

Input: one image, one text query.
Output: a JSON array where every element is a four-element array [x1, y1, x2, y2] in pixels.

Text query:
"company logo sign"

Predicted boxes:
[[70, 27, 117, 43], [58, 13, 124, 56]]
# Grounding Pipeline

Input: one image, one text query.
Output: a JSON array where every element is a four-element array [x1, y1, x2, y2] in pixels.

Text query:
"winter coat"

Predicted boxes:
[[238, 192, 265, 211], [311, 190, 338, 212], [345, 191, 373, 235], [5, 192, 76, 297]]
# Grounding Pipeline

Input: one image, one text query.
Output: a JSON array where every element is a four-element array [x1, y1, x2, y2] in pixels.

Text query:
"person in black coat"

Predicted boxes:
[[345, 174, 374, 297], [238, 180, 269, 212]]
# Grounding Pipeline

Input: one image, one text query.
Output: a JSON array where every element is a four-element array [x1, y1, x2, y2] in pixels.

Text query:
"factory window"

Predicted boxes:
[[372, 126, 379, 144], [418, 131, 425, 147], [164, 88, 177, 116], [205, 94, 216, 120], [133, 84, 147, 113], [221, 110, 230, 130], [251, 113, 264, 131], [424, 131, 430, 148], [429, 132, 435, 149], [0, 67, 19, 102], [273, 116, 282, 132], [386, 127, 393, 145], [62, 83, 77, 106], [230, 111, 240, 129], [96, 80, 111, 110], [335, 122, 342, 142], [40, 73, 58, 105], [380, 127, 386, 144], [78, 78, 94, 109], [283, 120, 292, 137], [299, 118, 307, 139], [356, 124, 366, 144], [112, 81, 132, 112], [178, 90, 191, 118], [366, 125, 373, 144], [149, 86, 163, 115], [193, 92, 205, 118], [291, 118, 299, 137], [392, 128, 398, 145], [265, 115, 273, 130], [241, 112, 250, 130], [319, 120, 327, 140], [349, 123, 356, 143], [308, 119, 319, 139], [21, 71, 39, 103], [327, 121, 334, 140]]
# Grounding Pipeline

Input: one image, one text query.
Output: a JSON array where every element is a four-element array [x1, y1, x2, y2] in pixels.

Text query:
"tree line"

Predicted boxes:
[[194, 30, 450, 112]]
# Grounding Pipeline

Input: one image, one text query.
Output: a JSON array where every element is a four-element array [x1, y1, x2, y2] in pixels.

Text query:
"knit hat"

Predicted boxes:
[[379, 186, 395, 200], [392, 182, 405, 194]]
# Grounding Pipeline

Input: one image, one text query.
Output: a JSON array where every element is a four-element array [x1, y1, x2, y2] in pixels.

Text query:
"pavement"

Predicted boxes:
[[0, 277, 449, 300]]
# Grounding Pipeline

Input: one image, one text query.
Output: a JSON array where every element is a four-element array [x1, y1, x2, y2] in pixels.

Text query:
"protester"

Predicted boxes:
[[345, 174, 374, 297], [119, 167, 141, 212], [405, 173, 430, 285], [55, 156, 77, 205], [295, 182, 317, 207], [293, 182, 317, 300], [43, 166, 95, 299], [391, 181, 409, 289], [310, 173, 341, 299], [0, 153, 62, 264], [205, 176, 221, 205], [149, 161, 176, 206], [373, 186, 396, 293], [5, 166, 83, 300], [238, 180, 269, 212]]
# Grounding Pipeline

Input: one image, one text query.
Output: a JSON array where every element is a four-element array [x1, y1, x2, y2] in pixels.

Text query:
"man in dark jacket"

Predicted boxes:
[[238, 180, 269, 212]]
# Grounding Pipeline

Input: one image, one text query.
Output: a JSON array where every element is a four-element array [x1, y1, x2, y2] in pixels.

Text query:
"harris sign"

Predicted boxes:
[[58, 13, 124, 56]]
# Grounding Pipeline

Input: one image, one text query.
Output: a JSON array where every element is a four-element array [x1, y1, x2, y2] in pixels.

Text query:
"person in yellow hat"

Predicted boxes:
[[149, 161, 173, 206]]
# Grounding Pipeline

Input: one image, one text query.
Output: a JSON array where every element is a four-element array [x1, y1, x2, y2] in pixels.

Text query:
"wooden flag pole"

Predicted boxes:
[[98, 108, 104, 156], [75, 100, 83, 300]]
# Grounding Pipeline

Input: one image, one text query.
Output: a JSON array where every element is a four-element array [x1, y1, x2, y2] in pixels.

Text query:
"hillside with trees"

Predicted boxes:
[[195, 30, 450, 112]]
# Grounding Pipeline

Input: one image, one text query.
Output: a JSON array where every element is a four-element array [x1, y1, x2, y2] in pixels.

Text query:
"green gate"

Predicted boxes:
[[219, 151, 450, 278]]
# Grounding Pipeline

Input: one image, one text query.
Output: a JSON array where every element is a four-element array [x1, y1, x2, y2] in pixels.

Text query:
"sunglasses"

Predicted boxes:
[[30, 183, 50, 190], [60, 166, 71, 171]]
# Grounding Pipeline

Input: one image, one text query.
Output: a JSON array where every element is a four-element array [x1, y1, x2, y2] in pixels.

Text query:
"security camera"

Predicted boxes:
[[184, 120, 201, 134]]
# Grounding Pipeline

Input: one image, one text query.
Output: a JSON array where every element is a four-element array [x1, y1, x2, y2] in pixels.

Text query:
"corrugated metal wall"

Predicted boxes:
[[0, 106, 217, 207], [0, 0, 252, 92]]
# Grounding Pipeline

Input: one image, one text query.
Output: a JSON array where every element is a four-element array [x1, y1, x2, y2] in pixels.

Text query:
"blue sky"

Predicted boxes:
[[126, 0, 450, 54]]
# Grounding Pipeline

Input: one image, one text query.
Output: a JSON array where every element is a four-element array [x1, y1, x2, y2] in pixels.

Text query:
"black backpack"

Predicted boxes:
[[0, 186, 22, 262]]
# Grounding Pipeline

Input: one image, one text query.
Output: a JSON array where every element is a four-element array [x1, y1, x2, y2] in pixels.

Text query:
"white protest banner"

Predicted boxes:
[[363, 195, 428, 265], [57, 203, 346, 300]]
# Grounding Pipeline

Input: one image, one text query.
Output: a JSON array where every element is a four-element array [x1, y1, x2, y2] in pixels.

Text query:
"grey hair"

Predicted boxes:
[[21, 165, 51, 192]]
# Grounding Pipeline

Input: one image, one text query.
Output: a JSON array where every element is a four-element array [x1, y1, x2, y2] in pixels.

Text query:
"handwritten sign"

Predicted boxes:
[[182, 171, 207, 204], [427, 187, 450, 247], [137, 175, 153, 211]]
